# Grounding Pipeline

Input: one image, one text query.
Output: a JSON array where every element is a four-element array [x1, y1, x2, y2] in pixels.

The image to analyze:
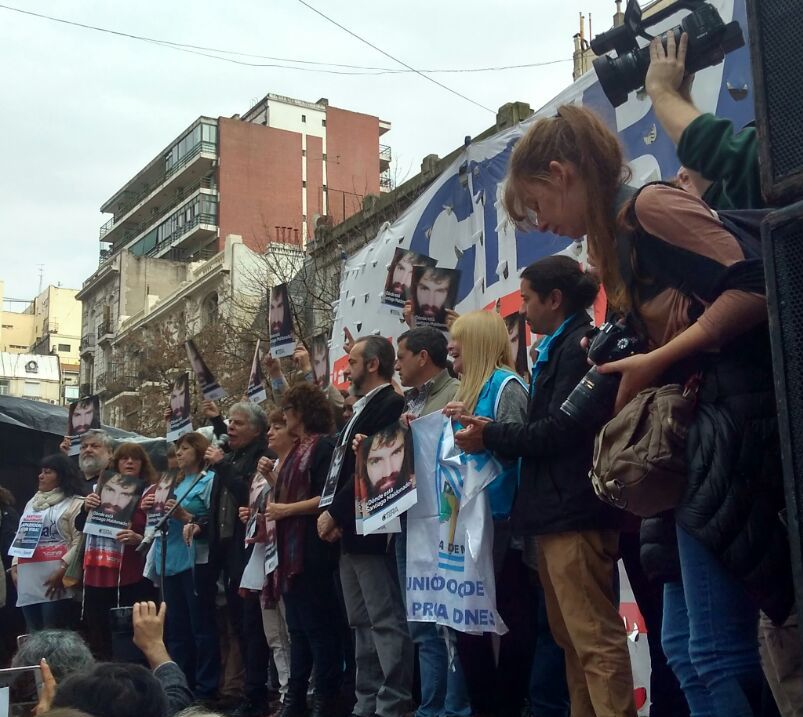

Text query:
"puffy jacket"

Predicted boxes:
[[676, 342, 793, 624], [639, 511, 681, 585]]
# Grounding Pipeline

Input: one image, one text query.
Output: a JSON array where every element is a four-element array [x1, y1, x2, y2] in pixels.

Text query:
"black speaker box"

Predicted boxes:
[[763, 199, 803, 617], [746, 0, 803, 204]]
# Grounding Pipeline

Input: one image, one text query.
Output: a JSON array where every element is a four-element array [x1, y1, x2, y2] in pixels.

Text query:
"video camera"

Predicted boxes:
[[591, 0, 744, 108]]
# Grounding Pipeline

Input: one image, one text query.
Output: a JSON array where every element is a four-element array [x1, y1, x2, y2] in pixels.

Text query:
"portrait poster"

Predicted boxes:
[[83, 474, 146, 539], [354, 424, 416, 535], [246, 339, 267, 404], [503, 311, 530, 380], [410, 266, 461, 332], [318, 444, 346, 509], [310, 333, 330, 390], [166, 372, 193, 442], [269, 284, 295, 358], [8, 513, 45, 559], [144, 474, 175, 539], [185, 339, 226, 401], [382, 248, 436, 315], [67, 395, 101, 456]]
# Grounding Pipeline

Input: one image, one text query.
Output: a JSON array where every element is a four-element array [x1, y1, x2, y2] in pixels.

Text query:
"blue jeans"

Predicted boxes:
[[395, 526, 472, 717], [662, 526, 762, 717], [21, 599, 72, 632], [529, 580, 570, 717], [163, 564, 221, 698]]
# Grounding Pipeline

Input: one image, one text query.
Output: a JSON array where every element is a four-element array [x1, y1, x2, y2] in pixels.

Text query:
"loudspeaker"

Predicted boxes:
[[763, 199, 803, 625], [745, 0, 803, 204]]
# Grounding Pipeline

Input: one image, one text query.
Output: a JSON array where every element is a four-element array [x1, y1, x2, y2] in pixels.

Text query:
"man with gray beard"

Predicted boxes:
[[60, 429, 114, 493]]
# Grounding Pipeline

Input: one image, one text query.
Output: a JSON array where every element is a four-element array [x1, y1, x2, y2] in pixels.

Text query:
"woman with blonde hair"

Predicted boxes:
[[444, 310, 528, 715], [501, 100, 787, 717]]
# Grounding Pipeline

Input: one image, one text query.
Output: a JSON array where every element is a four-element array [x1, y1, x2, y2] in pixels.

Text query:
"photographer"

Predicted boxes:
[[455, 257, 633, 717], [502, 103, 790, 717], [645, 31, 762, 210]]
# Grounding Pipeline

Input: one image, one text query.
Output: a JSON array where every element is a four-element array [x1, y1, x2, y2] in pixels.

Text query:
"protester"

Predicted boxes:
[[393, 326, 473, 717], [437, 310, 528, 716], [203, 401, 275, 717], [142, 432, 220, 700], [10, 454, 84, 631], [503, 102, 790, 717], [77, 443, 157, 659], [59, 430, 115, 497], [317, 336, 413, 717], [0, 483, 23, 664], [11, 629, 94, 680], [261, 383, 341, 717]]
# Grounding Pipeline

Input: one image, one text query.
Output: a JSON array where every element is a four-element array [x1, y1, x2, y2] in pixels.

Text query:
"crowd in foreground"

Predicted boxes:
[[1, 31, 802, 717]]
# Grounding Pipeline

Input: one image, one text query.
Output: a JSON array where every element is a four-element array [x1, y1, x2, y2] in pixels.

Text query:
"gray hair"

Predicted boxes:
[[228, 401, 268, 435], [79, 429, 114, 452], [12, 630, 95, 681], [175, 708, 227, 717]]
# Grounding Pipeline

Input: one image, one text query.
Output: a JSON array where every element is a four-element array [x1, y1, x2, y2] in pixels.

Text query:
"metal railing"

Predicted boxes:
[[144, 211, 218, 258], [380, 144, 392, 162], [80, 334, 96, 351], [99, 141, 217, 238], [379, 173, 394, 190], [96, 320, 113, 339]]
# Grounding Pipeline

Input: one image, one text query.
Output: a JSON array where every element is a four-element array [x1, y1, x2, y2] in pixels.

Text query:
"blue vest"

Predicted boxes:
[[460, 368, 526, 520]]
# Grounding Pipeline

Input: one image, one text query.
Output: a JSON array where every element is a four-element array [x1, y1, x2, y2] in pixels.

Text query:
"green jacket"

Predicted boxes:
[[677, 113, 765, 210], [421, 369, 460, 416]]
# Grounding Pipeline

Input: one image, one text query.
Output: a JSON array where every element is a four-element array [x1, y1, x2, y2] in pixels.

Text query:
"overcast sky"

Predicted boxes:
[[1, 0, 620, 304]]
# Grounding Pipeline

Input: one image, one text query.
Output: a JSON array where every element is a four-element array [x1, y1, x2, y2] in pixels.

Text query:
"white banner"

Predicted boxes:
[[406, 411, 506, 635]]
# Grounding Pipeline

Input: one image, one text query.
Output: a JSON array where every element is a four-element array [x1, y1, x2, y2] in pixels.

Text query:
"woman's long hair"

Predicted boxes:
[[173, 433, 211, 484], [503, 104, 631, 311], [111, 443, 158, 485], [451, 311, 516, 414]]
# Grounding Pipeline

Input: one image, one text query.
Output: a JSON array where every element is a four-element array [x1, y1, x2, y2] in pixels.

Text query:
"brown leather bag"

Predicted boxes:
[[590, 383, 697, 518]]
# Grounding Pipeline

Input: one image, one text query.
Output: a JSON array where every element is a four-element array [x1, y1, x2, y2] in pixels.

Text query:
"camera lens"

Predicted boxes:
[[560, 366, 621, 429]]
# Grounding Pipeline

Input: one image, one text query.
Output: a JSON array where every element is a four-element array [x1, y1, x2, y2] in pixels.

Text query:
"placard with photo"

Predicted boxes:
[[185, 339, 227, 401], [166, 372, 193, 441], [410, 266, 461, 332], [67, 395, 101, 456], [269, 284, 296, 358], [381, 248, 436, 315], [83, 474, 146, 539], [246, 339, 268, 404]]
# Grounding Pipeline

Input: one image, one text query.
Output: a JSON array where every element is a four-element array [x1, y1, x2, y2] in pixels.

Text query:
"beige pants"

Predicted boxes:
[[759, 607, 803, 717], [537, 530, 637, 717], [262, 600, 291, 698]]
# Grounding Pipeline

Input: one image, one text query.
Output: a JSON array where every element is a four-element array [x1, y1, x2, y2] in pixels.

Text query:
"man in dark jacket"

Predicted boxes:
[[317, 336, 413, 717], [455, 257, 634, 717], [204, 401, 275, 717]]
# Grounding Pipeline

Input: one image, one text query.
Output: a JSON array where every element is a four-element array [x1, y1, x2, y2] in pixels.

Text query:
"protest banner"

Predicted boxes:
[[185, 339, 227, 401], [83, 474, 146, 540], [354, 423, 417, 535], [7, 513, 45, 559], [382, 248, 436, 315], [410, 266, 461, 332], [269, 284, 295, 358], [166, 372, 193, 442], [246, 339, 268, 404], [67, 395, 101, 456], [406, 411, 506, 635]]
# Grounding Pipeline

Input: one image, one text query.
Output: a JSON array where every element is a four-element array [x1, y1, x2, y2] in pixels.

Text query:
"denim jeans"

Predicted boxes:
[[395, 527, 472, 717], [163, 564, 221, 699], [662, 526, 763, 717], [21, 598, 73, 632], [529, 580, 570, 717]]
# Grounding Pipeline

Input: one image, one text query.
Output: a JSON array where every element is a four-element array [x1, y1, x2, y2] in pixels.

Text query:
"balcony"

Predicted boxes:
[[380, 170, 394, 192], [97, 320, 115, 345], [94, 372, 107, 393], [79, 333, 96, 355], [380, 144, 392, 172], [99, 120, 218, 248]]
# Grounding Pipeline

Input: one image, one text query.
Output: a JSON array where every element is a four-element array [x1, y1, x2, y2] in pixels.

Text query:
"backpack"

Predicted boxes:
[[590, 383, 697, 518]]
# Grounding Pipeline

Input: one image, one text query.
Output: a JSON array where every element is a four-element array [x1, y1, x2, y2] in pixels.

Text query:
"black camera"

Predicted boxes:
[[560, 320, 642, 428], [591, 0, 744, 108]]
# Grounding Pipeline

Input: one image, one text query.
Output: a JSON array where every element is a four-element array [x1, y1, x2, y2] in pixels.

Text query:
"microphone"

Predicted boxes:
[[137, 433, 229, 553]]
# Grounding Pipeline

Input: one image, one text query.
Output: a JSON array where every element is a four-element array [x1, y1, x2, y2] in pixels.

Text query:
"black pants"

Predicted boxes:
[[83, 579, 156, 661], [239, 592, 271, 703], [283, 568, 343, 699]]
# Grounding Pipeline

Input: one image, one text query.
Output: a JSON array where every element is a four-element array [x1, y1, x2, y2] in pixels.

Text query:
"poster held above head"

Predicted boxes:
[[67, 395, 101, 456], [411, 266, 461, 333], [83, 473, 146, 539], [166, 372, 193, 442], [269, 284, 296, 358], [246, 339, 268, 404], [354, 423, 417, 535], [185, 339, 227, 401], [310, 333, 331, 390], [382, 248, 437, 315]]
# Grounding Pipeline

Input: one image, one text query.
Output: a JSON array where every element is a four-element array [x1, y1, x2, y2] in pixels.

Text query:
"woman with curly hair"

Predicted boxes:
[[260, 382, 339, 717]]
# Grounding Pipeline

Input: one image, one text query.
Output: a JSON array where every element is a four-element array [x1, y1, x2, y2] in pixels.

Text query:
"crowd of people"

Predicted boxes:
[[1, 31, 801, 717]]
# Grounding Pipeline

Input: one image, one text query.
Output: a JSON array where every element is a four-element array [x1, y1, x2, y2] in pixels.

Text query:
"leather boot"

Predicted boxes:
[[309, 693, 338, 717], [274, 690, 307, 717]]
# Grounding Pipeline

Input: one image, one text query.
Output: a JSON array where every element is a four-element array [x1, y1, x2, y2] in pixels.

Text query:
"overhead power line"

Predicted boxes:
[[294, 0, 494, 113], [0, 3, 570, 76]]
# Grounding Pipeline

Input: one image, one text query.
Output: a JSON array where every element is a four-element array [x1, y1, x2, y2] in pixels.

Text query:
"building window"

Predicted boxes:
[[322, 185, 328, 193], [202, 292, 219, 326], [302, 181, 307, 188], [302, 214, 307, 222], [302, 149, 306, 157], [301, 114, 306, 123], [0, 380, 8, 396], [322, 119, 326, 127], [58, 343, 71, 352], [23, 381, 40, 398], [322, 153, 327, 161]]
